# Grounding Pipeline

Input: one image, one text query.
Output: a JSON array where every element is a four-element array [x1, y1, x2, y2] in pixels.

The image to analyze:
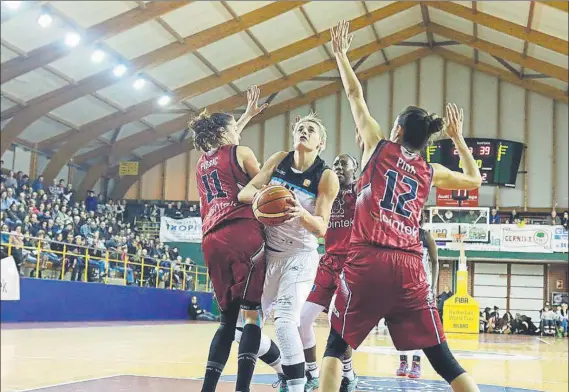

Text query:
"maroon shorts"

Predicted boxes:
[[330, 245, 445, 351], [201, 219, 265, 312], [307, 253, 346, 310]]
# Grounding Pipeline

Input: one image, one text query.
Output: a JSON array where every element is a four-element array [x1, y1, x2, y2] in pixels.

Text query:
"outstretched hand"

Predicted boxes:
[[330, 20, 353, 55], [444, 102, 464, 140], [245, 85, 268, 117]]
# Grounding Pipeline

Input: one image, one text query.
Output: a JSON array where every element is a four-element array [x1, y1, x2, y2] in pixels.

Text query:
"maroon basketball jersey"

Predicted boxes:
[[196, 145, 255, 236], [325, 183, 356, 256], [351, 140, 433, 255]]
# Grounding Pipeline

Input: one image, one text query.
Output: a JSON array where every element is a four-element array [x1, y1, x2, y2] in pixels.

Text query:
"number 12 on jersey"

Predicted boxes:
[[379, 169, 418, 218], [201, 170, 227, 203]]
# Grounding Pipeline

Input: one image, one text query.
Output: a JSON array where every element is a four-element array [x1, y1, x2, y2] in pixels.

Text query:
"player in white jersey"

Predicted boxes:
[[396, 217, 439, 379], [239, 113, 339, 392]]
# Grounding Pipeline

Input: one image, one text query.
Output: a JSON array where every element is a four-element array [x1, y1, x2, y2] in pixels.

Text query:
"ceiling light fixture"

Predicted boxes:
[[91, 49, 105, 63], [3, 1, 21, 10], [64, 32, 81, 47], [113, 64, 127, 77], [37, 12, 52, 27], [133, 78, 146, 90], [157, 95, 171, 106]]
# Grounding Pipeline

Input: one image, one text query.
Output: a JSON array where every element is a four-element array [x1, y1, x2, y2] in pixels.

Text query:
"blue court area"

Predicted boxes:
[[220, 374, 542, 392]]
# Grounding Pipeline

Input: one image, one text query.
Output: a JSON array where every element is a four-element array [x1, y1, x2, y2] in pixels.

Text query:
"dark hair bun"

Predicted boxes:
[[426, 114, 445, 136]]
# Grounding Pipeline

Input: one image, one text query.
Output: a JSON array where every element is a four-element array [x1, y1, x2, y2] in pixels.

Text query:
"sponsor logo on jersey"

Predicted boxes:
[[199, 157, 218, 171], [303, 179, 311, 187]]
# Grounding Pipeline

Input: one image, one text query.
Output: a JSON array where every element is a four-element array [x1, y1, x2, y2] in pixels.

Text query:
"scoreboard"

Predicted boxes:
[[425, 138, 524, 187]]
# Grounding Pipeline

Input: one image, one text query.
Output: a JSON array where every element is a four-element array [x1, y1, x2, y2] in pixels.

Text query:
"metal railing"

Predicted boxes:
[[0, 232, 212, 292]]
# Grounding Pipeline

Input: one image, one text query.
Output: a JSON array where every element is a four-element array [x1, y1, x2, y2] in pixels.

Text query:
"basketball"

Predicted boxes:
[[253, 185, 294, 226]]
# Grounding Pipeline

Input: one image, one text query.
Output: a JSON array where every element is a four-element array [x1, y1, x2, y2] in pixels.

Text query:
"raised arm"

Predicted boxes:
[[431, 103, 482, 190], [425, 230, 439, 291], [234, 85, 268, 135], [286, 169, 340, 238], [237, 151, 289, 204], [331, 21, 384, 151], [235, 146, 261, 179]]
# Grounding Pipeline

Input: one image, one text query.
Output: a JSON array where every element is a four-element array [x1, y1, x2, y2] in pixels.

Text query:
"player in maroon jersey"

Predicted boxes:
[[320, 21, 482, 392], [298, 153, 358, 392], [192, 86, 284, 392]]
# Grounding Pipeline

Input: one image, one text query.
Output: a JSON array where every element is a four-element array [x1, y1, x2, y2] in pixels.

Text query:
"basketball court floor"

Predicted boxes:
[[1, 321, 566, 392]]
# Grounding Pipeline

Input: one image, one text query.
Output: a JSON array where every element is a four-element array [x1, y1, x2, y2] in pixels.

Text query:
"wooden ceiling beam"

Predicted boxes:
[[38, 2, 418, 184], [434, 47, 568, 103], [428, 23, 568, 82], [520, 1, 536, 77], [73, 23, 425, 172], [420, 4, 435, 48], [0, 2, 190, 83], [425, 1, 568, 55], [0, 2, 305, 156], [539, 1, 569, 12], [107, 49, 430, 199]]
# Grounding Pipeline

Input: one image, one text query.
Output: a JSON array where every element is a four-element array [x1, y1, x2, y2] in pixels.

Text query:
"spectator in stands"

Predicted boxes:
[[32, 176, 44, 192], [437, 286, 453, 322], [4, 170, 18, 190], [431, 208, 445, 223], [85, 190, 97, 213], [540, 305, 559, 336], [563, 212, 568, 230], [489, 208, 500, 224], [507, 209, 519, 224], [174, 201, 185, 219], [188, 204, 199, 217], [558, 303, 568, 337], [546, 204, 561, 225], [164, 202, 175, 218], [187, 295, 218, 321], [48, 179, 62, 201]]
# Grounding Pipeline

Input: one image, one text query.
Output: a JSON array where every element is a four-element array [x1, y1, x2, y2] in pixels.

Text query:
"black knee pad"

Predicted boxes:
[[323, 327, 349, 359], [423, 341, 465, 384], [282, 363, 305, 381]]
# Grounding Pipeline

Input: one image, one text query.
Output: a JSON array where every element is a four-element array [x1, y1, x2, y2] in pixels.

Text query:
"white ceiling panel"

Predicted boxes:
[[355, 51, 387, 72], [77, 144, 104, 156], [104, 20, 177, 60], [0, 9, 69, 53], [232, 66, 283, 91], [96, 76, 163, 110], [303, 2, 365, 32], [50, 1, 138, 29], [185, 85, 236, 109], [0, 45, 19, 63], [478, 1, 531, 27], [161, 1, 231, 39], [429, 8, 473, 35], [50, 95, 118, 126], [477, 51, 517, 73], [527, 44, 569, 70], [270, 88, 298, 105], [19, 117, 70, 142], [383, 45, 422, 60], [533, 3, 569, 41], [374, 6, 423, 38], [132, 142, 170, 156], [1, 96, 18, 112], [1, 68, 69, 102], [318, 69, 340, 78], [225, 1, 272, 16], [296, 80, 331, 94], [146, 53, 214, 91], [364, 2, 397, 12], [539, 78, 568, 91], [48, 45, 114, 82], [249, 9, 312, 52], [141, 112, 187, 127], [478, 26, 525, 55], [196, 32, 263, 72], [442, 40, 476, 60], [279, 47, 330, 75], [115, 122, 149, 141]]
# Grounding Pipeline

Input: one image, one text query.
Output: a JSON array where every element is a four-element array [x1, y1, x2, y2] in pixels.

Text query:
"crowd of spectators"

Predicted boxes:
[[0, 167, 198, 289], [489, 206, 569, 228]]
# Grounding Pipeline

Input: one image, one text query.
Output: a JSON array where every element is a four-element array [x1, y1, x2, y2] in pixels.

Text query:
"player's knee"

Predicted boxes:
[[323, 327, 348, 359], [241, 309, 262, 326], [298, 319, 316, 349], [423, 341, 466, 384]]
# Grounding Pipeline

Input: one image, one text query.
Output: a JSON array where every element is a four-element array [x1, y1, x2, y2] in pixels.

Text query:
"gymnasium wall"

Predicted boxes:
[[0, 278, 213, 323], [122, 55, 568, 209]]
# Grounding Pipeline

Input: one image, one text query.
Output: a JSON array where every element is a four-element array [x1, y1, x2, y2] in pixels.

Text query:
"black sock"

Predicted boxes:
[[413, 355, 421, 363], [259, 340, 282, 371], [400, 355, 407, 362], [236, 324, 261, 392]]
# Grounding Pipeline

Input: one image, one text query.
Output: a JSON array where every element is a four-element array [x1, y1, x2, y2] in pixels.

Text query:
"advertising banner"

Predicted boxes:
[[500, 225, 553, 253], [1, 256, 20, 301], [160, 217, 202, 243], [551, 225, 568, 253]]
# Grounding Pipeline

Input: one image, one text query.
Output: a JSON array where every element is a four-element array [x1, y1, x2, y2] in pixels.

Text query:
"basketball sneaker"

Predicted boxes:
[[408, 361, 422, 379], [304, 371, 319, 392], [339, 373, 359, 392], [396, 361, 408, 376], [272, 373, 288, 392]]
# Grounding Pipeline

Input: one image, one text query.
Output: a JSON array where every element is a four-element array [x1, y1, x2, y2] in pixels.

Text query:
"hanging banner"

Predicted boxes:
[[118, 161, 139, 176], [1, 256, 20, 301], [160, 217, 202, 243], [436, 188, 479, 207], [551, 225, 568, 253], [500, 225, 553, 253]]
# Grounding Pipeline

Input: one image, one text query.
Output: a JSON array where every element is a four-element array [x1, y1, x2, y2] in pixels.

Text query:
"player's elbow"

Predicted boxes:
[[466, 176, 482, 189]]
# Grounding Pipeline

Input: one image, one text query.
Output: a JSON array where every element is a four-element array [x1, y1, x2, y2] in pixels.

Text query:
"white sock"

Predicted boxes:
[[342, 357, 355, 381], [412, 350, 422, 361], [306, 361, 319, 378], [286, 379, 307, 392]]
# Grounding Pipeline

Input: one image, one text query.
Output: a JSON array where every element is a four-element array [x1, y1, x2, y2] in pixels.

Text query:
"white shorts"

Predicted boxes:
[[262, 250, 320, 325]]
